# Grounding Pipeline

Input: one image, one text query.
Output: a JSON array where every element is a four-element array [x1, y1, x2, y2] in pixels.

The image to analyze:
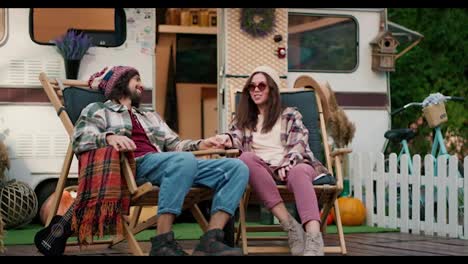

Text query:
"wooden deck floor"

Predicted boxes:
[[2, 232, 468, 256]]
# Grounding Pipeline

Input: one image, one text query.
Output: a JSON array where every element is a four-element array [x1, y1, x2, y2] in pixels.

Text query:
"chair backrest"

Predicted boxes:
[[234, 89, 328, 165], [63, 87, 106, 125], [39, 72, 105, 137]]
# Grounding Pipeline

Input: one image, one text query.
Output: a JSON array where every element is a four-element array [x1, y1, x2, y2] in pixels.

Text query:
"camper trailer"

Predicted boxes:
[[0, 8, 421, 212]]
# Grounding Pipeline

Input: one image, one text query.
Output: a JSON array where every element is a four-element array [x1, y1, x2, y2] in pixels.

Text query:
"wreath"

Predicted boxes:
[[240, 8, 275, 38]]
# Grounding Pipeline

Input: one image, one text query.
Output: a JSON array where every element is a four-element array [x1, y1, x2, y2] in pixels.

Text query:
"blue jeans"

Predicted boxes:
[[135, 152, 249, 217]]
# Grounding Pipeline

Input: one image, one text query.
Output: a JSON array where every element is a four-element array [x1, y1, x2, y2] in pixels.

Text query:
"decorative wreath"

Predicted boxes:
[[240, 8, 275, 38]]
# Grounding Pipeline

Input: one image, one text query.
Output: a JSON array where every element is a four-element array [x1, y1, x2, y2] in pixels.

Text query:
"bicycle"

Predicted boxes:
[[380, 94, 465, 220], [389, 94, 464, 177]]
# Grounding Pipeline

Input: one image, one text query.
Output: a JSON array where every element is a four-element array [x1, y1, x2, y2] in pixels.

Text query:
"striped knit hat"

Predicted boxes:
[[88, 66, 139, 98]]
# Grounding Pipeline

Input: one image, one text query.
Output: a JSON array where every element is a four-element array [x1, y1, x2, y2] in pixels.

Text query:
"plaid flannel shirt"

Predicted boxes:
[[226, 107, 329, 174], [72, 100, 201, 155]]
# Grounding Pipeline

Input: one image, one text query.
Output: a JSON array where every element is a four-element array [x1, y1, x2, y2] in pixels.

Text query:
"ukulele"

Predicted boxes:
[[34, 205, 74, 256]]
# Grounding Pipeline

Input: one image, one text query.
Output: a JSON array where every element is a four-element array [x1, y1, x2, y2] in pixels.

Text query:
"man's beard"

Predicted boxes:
[[130, 90, 142, 108]]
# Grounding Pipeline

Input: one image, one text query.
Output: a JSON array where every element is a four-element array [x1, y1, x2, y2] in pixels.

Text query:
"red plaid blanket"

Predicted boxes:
[[72, 147, 135, 245]]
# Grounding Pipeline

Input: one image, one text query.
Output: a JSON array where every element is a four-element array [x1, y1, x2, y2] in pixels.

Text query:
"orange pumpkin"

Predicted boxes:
[[331, 197, 366, 226], [40, 190, 75, 225]]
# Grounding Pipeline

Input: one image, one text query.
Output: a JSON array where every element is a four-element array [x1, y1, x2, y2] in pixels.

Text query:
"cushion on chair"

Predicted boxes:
[[62, 87, 107, 125]]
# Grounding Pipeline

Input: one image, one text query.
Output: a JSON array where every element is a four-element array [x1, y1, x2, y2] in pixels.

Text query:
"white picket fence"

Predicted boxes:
[[348, 153, 467, 239]]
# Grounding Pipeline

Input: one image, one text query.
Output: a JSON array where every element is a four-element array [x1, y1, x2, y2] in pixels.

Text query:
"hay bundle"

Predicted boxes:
[[0, 213, 4, 253], [0, 137, 10, 252], [0, 140, 9, 182], [323, 82, 356, 148]]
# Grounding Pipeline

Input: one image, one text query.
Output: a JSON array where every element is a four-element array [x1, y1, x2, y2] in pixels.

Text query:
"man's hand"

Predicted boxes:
[[106, 134, 136, 152], [198, 136, 223, 150]]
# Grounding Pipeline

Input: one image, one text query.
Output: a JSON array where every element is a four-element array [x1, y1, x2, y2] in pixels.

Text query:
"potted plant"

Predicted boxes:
[[54, 29, 93, 79]]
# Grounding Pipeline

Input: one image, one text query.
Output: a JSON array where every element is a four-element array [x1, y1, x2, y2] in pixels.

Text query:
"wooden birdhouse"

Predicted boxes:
[[370, 31, 399, 72]]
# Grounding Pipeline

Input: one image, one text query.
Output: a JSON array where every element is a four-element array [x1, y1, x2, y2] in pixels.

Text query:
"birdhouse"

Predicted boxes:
[[370, 31, 399, 72]]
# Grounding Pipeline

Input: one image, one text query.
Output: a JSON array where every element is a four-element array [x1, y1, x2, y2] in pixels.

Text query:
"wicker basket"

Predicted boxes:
[[0, 180, 38, 229], [423, 102, 448, 128]]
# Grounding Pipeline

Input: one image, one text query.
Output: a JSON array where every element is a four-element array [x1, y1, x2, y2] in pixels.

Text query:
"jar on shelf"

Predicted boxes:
[[180, 9, 192, 26], [190, 9, 200, 26], [165, 8, 180, 25], [208, 9, 217, 27], [199, 9, 210, 27]]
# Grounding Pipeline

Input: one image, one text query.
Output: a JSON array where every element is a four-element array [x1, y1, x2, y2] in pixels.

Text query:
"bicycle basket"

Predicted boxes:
[[423, 102, 448, 128]]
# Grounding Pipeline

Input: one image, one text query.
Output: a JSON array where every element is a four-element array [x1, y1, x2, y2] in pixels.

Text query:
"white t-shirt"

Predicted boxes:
[[252, 115, 285, 166]]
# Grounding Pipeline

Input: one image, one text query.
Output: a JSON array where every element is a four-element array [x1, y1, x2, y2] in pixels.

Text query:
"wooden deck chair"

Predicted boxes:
[[39, 72, 240, 255], [231, 86, 351, 255]]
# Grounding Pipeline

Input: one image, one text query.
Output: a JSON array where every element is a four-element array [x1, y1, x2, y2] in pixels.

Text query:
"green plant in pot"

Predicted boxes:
[[54, 29, 93, 79]]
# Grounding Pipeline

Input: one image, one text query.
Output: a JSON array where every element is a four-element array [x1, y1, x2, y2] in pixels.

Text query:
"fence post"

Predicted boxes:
[[400, 154, 410, 233], [447, 156, 459, 238], [424, 155, 435, 236], [389, 153, 398, 229], [437, 156, 448, 237], [464, 157, 468, 239], [412, 155, 421, 235], [376, 153, 385, 228], [365, 152, 374, 226], [354, 153, 363, 203]]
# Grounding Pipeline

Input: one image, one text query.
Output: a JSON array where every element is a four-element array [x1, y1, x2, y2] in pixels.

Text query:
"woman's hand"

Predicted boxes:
[[277, 164, 293, 181], [215, 134, 233, 148]]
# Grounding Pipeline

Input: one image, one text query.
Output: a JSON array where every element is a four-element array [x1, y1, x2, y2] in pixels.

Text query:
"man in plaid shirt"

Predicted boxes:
[[72, 66, 248, 256]]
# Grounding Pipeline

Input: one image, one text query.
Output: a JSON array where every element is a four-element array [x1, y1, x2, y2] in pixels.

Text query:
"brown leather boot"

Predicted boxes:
[[192, 229, 242, 256]]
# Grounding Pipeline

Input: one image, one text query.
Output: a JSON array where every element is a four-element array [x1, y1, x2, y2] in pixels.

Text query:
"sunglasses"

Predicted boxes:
[[247, 82, 268, 92]]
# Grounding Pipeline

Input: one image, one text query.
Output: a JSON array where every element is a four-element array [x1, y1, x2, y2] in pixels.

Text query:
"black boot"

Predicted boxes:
[[149, 231, 189, 256], [192, 229, 242, 256]]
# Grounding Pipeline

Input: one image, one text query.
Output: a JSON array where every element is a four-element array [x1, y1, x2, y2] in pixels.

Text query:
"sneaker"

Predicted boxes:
[[149, 231, 189, 256], [280, 215, 305, 256], [303, 232, 324, 256], [192, 229, 243, 256]]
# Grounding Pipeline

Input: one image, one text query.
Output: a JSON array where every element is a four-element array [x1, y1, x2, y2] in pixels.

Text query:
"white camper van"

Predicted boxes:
[[0, 8, 421, 212]]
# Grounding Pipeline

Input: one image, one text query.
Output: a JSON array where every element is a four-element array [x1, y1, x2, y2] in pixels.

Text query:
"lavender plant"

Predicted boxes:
[[54, 30, 93, 60]]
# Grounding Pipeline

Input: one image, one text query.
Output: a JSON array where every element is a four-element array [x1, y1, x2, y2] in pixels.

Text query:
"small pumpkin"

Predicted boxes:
[[39, 190, 75, 225], [320, 210, 334, 225], [331, 197, 366, 226]]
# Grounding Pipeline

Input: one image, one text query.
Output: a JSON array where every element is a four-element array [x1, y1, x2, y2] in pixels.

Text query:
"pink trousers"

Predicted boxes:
[[239, 152, 321, 224]]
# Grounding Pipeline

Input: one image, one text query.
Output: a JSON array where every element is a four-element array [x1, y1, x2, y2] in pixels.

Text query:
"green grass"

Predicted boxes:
[[3, 222, 399, 246]]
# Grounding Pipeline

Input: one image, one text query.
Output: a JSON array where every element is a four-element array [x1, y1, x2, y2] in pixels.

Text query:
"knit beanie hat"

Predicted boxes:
[[250, 65, 281, 89], [88, 66, 139, 98]]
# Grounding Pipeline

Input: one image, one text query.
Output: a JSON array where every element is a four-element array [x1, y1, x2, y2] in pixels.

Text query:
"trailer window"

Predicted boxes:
[[0, 9, 6, 46], [30, 8, 126, 47], [288, 13, 358, 72]]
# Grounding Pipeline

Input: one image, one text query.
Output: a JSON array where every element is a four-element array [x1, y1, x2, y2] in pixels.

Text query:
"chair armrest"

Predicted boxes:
[[330, 148, 352, 158], [191, 148, 240, 158], [121, 153, 152, 199], [329, 148, 351, 192]]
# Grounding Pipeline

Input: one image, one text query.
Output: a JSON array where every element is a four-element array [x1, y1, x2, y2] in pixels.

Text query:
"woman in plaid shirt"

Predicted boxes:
[[217, 66, 329, 256]]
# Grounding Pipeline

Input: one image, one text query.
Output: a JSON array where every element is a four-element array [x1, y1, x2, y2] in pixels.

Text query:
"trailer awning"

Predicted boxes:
[[388, 21, 424, 59], [388, 21, 424, 43]]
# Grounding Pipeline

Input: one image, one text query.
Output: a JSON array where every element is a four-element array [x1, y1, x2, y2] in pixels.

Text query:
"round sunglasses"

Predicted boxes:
[[247, 82, 268, 92]]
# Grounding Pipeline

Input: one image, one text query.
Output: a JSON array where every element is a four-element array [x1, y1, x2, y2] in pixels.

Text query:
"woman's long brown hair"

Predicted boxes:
[[234, 72, 283, 133]]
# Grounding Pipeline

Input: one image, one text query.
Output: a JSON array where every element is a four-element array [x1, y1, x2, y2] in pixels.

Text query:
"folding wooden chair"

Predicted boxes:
[[39, 72, 239, 255], [232, 86, 350, 255]]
